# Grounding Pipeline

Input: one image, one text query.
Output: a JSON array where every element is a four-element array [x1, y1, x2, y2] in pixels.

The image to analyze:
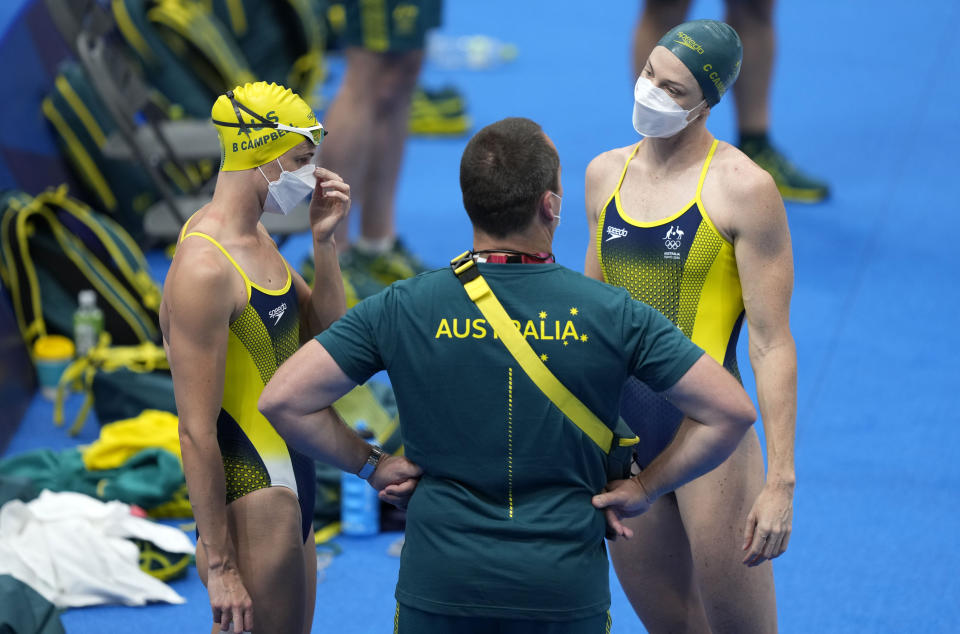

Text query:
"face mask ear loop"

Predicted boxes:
[[259, 159, 287, 186], [687, 100, 708, 123], [550, 192, 562, 225]]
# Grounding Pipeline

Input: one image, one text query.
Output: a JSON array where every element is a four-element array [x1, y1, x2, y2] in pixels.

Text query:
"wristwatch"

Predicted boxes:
[[357, 445, 385, 480]]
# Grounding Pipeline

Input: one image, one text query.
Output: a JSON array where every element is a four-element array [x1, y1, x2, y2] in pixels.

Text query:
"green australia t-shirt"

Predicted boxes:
[[315, 263, 703, 621]]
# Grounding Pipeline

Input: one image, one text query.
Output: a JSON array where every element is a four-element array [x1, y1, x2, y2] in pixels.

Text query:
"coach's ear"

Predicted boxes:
[[538, 190, 561, 226]]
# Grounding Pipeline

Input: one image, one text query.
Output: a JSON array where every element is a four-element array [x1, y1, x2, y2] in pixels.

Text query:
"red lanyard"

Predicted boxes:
[[474, 250, 555, 264]]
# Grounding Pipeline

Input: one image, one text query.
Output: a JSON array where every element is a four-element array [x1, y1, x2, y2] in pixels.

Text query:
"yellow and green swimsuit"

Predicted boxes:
[[179, 228, 314, 541], [597, 139, 745, 464]]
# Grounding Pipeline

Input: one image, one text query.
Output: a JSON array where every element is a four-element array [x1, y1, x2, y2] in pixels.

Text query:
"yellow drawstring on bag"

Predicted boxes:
[[55, 332, 170, 436]]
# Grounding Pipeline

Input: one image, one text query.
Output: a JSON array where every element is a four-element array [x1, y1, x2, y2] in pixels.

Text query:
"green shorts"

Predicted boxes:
[[394, 603, 612, 634], [330, 0, 443, 53]]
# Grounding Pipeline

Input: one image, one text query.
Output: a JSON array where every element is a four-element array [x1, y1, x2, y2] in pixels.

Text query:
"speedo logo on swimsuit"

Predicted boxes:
[[606, 226, 628, 241], [268, 302, 287, 326], [674, 32, 704, 54], [663, 225, 684, 260]]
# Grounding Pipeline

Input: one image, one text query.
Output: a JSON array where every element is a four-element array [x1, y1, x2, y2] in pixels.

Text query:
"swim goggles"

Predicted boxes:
[[211, 90, 326, 145]]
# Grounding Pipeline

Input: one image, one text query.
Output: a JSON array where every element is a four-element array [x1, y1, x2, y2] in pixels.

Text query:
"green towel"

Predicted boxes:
[[0, 574, 65, 634], [0, 448, 184, 511]]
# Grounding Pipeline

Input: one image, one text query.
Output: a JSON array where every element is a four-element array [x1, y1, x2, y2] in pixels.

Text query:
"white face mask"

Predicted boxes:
[[259, 160, 317, 215], [632, 76, 705, 139]]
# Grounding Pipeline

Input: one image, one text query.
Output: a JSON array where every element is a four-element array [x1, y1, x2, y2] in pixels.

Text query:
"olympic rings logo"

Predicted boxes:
[[663, 225, 685, 250]]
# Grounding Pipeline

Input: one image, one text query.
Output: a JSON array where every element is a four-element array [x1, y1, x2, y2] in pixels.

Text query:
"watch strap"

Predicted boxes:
[[357, 445, 385, 480]]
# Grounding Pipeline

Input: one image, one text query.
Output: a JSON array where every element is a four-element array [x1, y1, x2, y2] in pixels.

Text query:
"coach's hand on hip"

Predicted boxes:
[[370, 455, 424, 510], [592, 476, 657, 541]]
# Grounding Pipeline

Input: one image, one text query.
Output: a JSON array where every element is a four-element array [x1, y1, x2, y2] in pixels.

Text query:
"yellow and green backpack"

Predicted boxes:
[[42, 60, 215, 240], [0, 187, 176, 432], [111, 0, 257, 118], [0, 186, 162, 351]]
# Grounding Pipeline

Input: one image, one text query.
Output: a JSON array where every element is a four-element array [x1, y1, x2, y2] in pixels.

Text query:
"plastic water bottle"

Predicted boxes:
[[73, 290, 104, 356], [426, 33, 518, 70], [340, 424, 380, 536]]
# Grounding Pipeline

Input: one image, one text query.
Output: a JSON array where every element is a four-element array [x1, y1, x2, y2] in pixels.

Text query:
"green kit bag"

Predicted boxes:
[[43, 60, 217, 239], [208, 0, 328, 107], [42, 61, 158, 238], [111, 0, 256, 117], [0, 186, 162, 351]]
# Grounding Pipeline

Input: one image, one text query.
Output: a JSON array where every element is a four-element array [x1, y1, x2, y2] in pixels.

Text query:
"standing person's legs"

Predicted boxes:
[[358, 49, 424, 245], [610, 420, 776, 633], [300, 526, 318, 634], [610, 381, 711, 631], [319, 48, 425, 289], [723, 0, 828, 201], [632, 0, 694, 79], [318, 47, 380, 247], [725, 0, 775, 135], [608, 492, 712, 633], [674, 423, 777, 633], [196, 487, 310, 634], [319, 0, 435, 253]]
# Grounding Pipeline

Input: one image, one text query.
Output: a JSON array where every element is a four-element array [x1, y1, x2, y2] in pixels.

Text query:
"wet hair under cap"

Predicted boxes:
[[656, 19, 742, 106], [459, 117, 560, 238]]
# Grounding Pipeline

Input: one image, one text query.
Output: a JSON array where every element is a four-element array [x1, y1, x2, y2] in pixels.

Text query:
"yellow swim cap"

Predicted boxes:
[[211, 82, 324, 172]]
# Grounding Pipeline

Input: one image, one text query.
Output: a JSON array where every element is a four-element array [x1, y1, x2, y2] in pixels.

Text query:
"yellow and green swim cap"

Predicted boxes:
[[211, 82, 324, 172], [657, 20, 742, 106]]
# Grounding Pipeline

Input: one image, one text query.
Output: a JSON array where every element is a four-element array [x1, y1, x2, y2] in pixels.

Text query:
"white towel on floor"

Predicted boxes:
[[0, 490, 194, 607]]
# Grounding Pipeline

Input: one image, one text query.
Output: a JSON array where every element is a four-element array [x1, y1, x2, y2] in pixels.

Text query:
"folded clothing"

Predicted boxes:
[[81, 410, 182, 470]]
